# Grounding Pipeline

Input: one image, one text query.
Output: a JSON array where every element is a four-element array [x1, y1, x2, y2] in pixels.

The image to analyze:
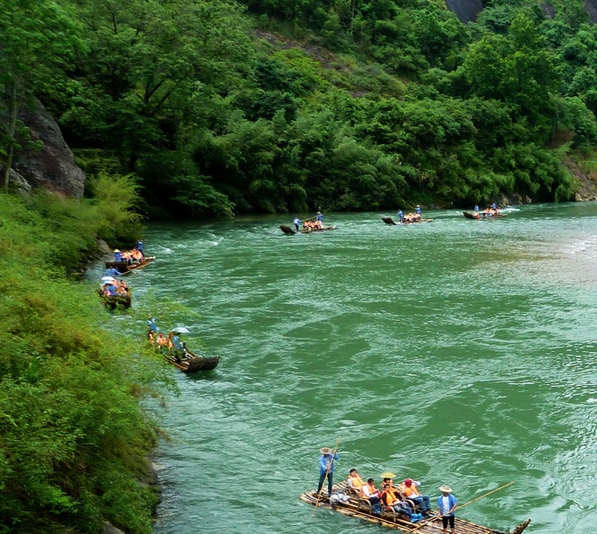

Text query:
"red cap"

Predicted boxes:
[[404, 479, 413, 486]]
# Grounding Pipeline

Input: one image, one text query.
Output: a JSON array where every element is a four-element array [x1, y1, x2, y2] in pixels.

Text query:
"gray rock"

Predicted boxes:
[[12, 101, 86, 198], [102, 522, 126, 534], [445, 0, 483, 22]]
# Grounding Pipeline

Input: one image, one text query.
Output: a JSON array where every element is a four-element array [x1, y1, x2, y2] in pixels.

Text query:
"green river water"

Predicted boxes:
[[116, 203, 597, 534]]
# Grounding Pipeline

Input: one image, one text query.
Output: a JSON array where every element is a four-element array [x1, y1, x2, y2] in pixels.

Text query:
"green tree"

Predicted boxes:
[[0, 0, 82, 191]]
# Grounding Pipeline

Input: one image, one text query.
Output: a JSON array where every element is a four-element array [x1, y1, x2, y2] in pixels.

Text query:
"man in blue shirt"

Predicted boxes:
[[135, 239, 144, 256], [397, 209, 404, 223], [146, 316, 159, 333], [113, 249, 123, 262], [415, 204, 421, 215], [437, 485, 458, 534], [316, 447, 339, 497], [293, 217, 301, 232], [105, 267, 121, 277]]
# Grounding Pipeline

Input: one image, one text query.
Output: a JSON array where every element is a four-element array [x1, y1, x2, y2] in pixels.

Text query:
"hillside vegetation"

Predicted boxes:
[[4, 0, 597, 216], [0, 186, 166, 534]]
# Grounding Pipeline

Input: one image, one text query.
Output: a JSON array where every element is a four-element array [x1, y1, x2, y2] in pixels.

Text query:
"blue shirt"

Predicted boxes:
[[437, 494, 458, 516], [316, 213, 323, 222], [398, 210, 403, 220], [474, 205, 479, 212], [172, 335, 183, 350], [106, 267, 121, 277], [136, 240, 143, 252], [415, 205, 421, 214], [319, 453, 339, 474], [491, 203, 497, 210], [294, 218, 300, 226], [114, 252, 122, 262], [147, 318, 158, 332]]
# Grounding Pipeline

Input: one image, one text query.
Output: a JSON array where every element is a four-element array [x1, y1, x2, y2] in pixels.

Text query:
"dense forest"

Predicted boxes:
[[3, 0, 597, 218]]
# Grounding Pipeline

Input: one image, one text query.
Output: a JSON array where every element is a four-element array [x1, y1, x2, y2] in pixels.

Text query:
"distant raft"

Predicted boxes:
[[279, 224, 338, 234], [105, 255, 156, 273], [382, 217, 433, 225], [463, 211, 507, 220], [163, 351, 220, 373], [300, 481, 531, 534], [97, 288, 131, 309]]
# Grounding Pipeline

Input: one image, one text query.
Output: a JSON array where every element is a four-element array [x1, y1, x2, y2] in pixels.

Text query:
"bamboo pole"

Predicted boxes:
[[457, 481, 515, 510]]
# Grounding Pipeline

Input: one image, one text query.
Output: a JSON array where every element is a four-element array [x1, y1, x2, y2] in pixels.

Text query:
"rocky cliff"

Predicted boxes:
[[446, 0, 597, 23], [9, 102, 86, 198]]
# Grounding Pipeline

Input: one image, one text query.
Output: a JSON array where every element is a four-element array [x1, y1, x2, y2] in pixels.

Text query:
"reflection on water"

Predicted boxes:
[[118, 203, 597, 534]]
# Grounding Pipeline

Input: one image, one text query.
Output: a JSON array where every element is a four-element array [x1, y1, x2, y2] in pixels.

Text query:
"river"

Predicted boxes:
[[118, 203, 597, 534]]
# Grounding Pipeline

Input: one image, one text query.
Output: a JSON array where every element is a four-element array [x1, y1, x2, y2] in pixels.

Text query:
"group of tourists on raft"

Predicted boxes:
[[316, 447, 458, 534], [112, 239, 144, 265], [146, 317, 188, 363], [471, 203, 501, 219], [397, 204, 422, 223], [293, 212, 324, 231], [100, 277, 129, 296]]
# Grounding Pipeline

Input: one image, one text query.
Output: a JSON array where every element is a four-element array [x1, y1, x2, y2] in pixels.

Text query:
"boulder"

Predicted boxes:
[[445, 0, 483, 22], [12, 102, 86, 198]]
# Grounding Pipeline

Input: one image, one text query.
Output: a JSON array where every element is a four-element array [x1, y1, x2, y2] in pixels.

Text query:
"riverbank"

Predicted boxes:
[[0, 192, 162, 534]]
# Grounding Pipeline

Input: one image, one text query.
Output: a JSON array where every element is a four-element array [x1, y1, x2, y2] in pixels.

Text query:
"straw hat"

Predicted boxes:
[[381, 472, 396, 479], [439, 485, 453, 493], [320, 447, 332, 455], [113, 249, 120, 253]]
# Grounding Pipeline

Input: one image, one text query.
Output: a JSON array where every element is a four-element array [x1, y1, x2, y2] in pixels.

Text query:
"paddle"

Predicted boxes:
[[313, 437, 342, 513]]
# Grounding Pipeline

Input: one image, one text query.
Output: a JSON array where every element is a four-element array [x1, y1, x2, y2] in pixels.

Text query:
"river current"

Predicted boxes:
[[112, 203, 597, 534]]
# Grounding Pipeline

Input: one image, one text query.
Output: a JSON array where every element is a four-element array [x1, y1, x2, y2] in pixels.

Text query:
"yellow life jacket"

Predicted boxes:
[[348, 474, 365, 489]]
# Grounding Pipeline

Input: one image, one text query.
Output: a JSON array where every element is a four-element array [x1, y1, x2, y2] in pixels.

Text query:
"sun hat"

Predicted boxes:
[[381, 472, 396, 478], [439, 485, 453, 493], [113, 249, 120, 252], [320, 447, 332, 454]]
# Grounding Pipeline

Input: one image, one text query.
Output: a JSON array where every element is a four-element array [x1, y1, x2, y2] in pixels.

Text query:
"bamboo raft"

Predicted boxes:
[[300, 481, 531, 534], [97, 289, 131, 309], [463, 211, 507, 220], [105, 256, 156, 272], [163, 350, 220, 372], [382, 217, 433, 225], [280, 224, 338, 234]]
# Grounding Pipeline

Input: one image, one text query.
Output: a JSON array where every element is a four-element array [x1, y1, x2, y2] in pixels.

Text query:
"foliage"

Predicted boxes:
[[5, 0, 597, 215], [0, 192, 162, 533]]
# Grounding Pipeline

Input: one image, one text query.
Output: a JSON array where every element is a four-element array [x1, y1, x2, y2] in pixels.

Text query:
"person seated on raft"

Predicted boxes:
[[155, 332, 169, 352], [102, 282, 117, 296], [131, 249, 143, 263], [380, 481, 423, 522], [360, 478, 382, 514], [115, 281, 128, 296], [398, 478, 432, 514], [346, 468, 365, 491]]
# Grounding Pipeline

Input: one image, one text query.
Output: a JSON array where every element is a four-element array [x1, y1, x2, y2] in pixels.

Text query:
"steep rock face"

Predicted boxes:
[[445, 0, 483, 23], [446, 0, 597, 22], [587, 0, 597, 22], [12, 103, 85, 198]]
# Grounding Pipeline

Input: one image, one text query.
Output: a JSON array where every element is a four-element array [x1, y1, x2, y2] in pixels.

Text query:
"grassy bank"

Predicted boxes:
[[0, 189, 161, 534]]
